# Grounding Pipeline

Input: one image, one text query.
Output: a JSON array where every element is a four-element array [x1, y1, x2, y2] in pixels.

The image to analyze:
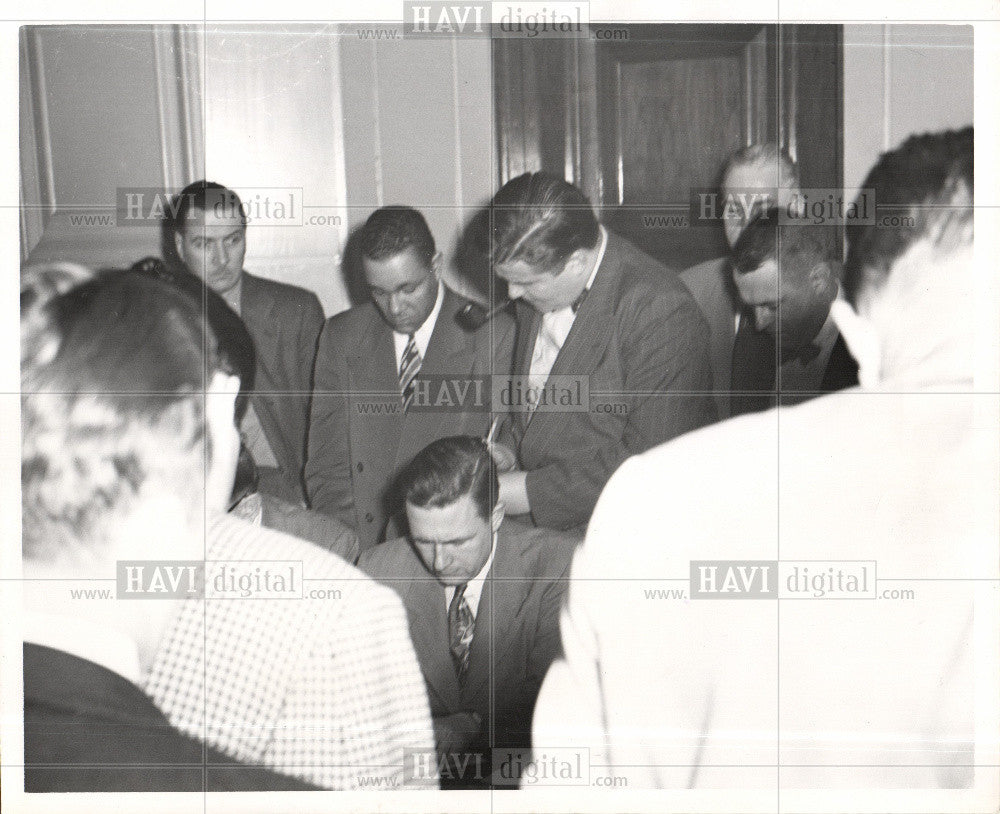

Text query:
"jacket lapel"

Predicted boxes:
[[394, 289, 478, 470], [461, 531, 533, 707], [519, 238, 621, 453], [401, 566, 462, 713]]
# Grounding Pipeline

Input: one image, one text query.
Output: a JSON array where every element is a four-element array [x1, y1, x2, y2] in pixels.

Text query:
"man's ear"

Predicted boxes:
[[430, 252, 443, 278], [808, 260, 835, 295], [173, 230, 184, 259], [491, 500, 505, 534], [830, 299, 881, 388]]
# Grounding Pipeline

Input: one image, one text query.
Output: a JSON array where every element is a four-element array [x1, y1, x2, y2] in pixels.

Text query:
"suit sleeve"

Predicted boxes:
[[305, 319, 356, 526], [298, 292, 325, 392], [524, 293, 715, 529]]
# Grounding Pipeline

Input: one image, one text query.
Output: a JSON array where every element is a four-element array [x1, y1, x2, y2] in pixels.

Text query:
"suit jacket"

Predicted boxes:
[[504, 232, 715, 530], [535, 387, 998, 790], [679, 255, 737, 419], [679, 256, 859, 419], [241, 272, 325, 503], [359, 518, 582, 784], [307, 287, 514, 551], [24, 643, 313, 792]]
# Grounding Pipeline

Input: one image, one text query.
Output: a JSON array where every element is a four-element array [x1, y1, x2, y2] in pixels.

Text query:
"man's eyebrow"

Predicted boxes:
[[413, 534, 474, 546]]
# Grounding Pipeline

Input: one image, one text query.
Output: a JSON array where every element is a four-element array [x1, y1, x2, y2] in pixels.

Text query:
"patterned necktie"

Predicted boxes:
[[399, 334, 421, 412], [448, 583, 474, 681]]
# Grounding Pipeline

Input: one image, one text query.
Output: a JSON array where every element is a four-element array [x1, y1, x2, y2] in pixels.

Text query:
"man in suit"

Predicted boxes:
[[307, 206, 513, 552], [534, 128, 995, 793], [728, 208, 859, 415], [488, 171, 714, 530], [170, 180, 324, 503], [20, 265, 310, 791], [680, 144, 856, 419], [360, 435, 581, 788]]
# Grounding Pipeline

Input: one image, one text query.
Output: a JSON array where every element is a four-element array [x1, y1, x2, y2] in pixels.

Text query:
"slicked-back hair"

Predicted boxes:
[[489, 172, 600, 273], [844, 127, 973, 305], [359, 206, 436, 269], [21, 268, 225, 561], [400, 435, 498, 522], [732, 207, 830, 278], [169, 180, 246, 230]]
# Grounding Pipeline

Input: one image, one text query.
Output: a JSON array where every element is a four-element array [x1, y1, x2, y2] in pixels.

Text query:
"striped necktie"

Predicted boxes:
[[448, 583, 474, 680], [399, 333, 421, 412]]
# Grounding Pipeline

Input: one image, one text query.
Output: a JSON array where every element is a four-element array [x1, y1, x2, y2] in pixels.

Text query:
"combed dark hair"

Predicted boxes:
[[400, 435, 497, 521], [732, 207, 830, 278], [844, 127, 973, 305], [169, 180, 245, 230], [359, 206, 436, 268], [21, 268, 225, 560], [489, 172, 600, 272]]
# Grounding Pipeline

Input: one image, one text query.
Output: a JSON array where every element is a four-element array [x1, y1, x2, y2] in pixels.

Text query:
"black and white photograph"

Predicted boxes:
[[2, 1, 997, 813]]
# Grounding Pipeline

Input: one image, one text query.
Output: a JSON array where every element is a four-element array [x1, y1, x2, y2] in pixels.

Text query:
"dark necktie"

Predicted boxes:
[[448, 583, 474, 681], [730, 312, 778, 417], [399, 334, 421, 412]]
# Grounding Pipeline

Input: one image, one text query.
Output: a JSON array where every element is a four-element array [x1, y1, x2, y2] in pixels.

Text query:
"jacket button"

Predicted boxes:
[[356, 462, 364, 473], [365, 512, 374, 523]]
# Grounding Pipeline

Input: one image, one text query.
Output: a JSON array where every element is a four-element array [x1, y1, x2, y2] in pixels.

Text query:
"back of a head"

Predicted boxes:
[[21, 268, 224, 561], [489, 172, 600, 272], [844, 127, 973, 306], [401, 435, 498, 521], [359, 205, 436, 268]]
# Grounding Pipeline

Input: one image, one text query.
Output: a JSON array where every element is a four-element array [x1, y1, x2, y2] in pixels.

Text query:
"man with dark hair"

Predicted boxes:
[[680, 143, 805, 418], [488, 171, 714, 531], [168, 180, 324, 504], [360, 435, 581, 788], [728, 208, 858, 415], [534, 127, 995, 792], [20, 265, 311, 791], [307, 206, 513, 552]]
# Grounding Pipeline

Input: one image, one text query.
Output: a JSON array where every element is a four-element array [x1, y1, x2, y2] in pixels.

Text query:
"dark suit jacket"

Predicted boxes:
[[306, 287, 514, 552], [679, 256, 859, 416], [504, 232, 715, 530], [23, 643, 314, 792], [679, 255, 737, 420], [241, 272, 325, 503], [359, 519, 581, 782]]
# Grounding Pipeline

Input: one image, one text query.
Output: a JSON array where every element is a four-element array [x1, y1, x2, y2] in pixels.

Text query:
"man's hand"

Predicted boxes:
[[434, 711, 482, 756], [488, 441, 518, 473], [498, 470, 531, 516]]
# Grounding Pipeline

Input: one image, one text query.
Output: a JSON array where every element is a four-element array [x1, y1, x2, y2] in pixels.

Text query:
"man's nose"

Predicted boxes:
[[211, 241, 228, 267], [388, 292, 407, 315], [433, 544, 450, 572], [754, 305, 775, 331]]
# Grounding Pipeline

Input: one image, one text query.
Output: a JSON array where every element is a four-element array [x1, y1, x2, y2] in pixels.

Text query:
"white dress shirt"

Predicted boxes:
[[528, 226, 608, 393], [444, 532, 497, 619], [392, 280, 444, 368]]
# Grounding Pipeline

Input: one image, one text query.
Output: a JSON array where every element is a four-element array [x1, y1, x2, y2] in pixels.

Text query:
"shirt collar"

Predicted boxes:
[[446, 529, 497, 618], [24, 610, 142, 684]]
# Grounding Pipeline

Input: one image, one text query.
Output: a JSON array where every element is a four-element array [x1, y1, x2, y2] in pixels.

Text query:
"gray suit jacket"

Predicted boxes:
[[679, 255, 737, 420], [306, 287, 514, 551], [504, 232, 715, 530], [359, 518, 581, 766], [241, 272, 325, 502]]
